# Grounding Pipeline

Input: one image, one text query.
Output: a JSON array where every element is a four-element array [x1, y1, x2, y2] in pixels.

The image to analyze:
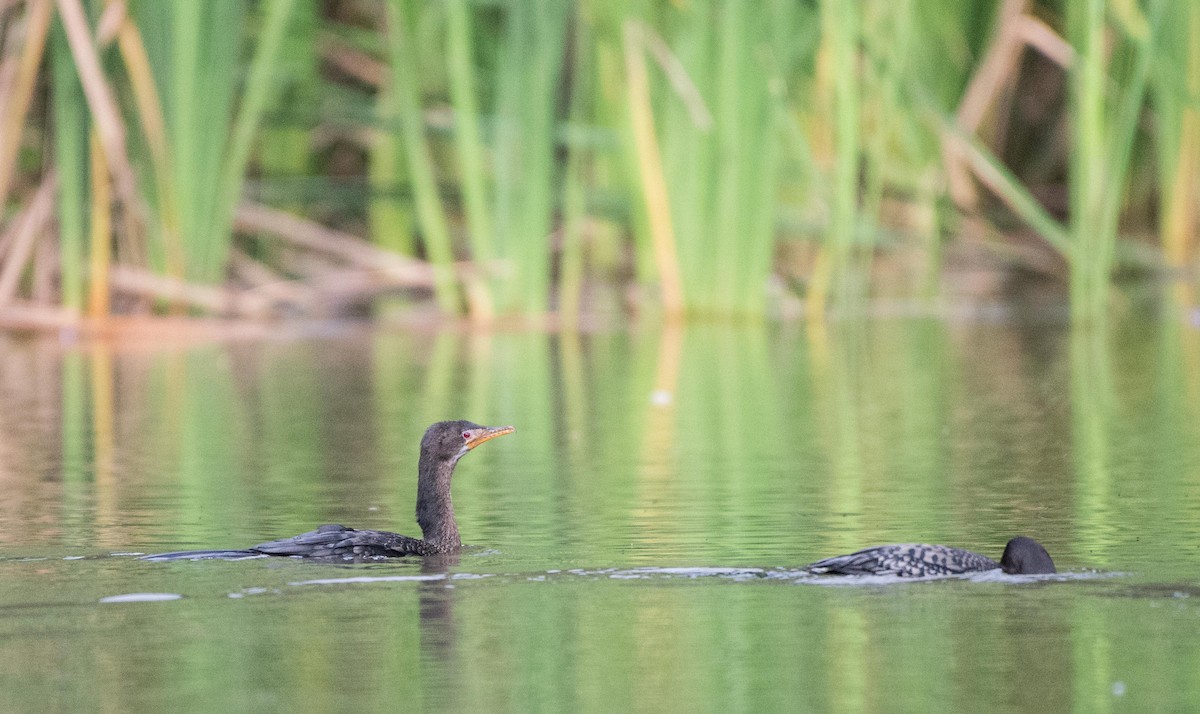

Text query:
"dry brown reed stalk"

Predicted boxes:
[[321, 37, 385, 86], [1163, 8, 1200, 269], [55, 0, 144, 241], [0, 171, 56, 305], [0, 0, 52, 211], [30, 232, 54, 302], [234, 201, 435, 287], [1164, 116, 1200, 269], [1018, 15, 1074, 67], [0, 303, 76, 329], [944, 0, 1030, 212], [228, 249, 317, 311], [0, 0, 27, 20], [87, 133, 110, 318], [235, 201, 505, 315], [937, 0, 1075, 266], [105, 0, 186, 280], [49, 3, 151, 302], [107, 264, 271, 316]]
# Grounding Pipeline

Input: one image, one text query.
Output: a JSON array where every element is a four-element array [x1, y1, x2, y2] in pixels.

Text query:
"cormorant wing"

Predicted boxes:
[[251, 524, 429, 558], [806, 544, 1000, 577]]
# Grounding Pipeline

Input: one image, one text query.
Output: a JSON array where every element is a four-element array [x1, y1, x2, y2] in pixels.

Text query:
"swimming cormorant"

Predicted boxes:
[[805, 536, 1056, 577], [143, 420, 514, 560]]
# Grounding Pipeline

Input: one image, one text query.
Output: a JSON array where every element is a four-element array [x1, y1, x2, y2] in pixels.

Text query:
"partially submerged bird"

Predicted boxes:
[[805, 536, 1056, 577], [143, 420, 514, 560]]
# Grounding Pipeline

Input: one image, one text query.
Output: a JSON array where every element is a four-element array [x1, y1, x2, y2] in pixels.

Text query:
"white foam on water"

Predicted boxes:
[[291, 574, 447, 586], [100, 593, 183, 603]]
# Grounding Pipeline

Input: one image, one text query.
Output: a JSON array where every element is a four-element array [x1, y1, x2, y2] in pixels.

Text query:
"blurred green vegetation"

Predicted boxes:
[[1, 1, 1198, 322]]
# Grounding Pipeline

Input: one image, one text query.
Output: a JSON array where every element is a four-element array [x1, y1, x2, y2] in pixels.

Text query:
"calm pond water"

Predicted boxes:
[[1, 316, 1199, 712]]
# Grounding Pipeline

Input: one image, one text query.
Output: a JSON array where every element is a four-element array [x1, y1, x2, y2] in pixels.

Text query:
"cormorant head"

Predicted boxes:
[[421, 420, 515, 466], [999, 536, 1056, 574]]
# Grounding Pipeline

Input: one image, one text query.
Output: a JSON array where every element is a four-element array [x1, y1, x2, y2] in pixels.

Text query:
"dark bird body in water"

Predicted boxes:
[[805, 536, 1056, 577], [143, 421, 514, 561]]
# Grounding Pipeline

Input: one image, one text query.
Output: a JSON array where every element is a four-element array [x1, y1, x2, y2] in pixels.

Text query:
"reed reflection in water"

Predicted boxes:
[[0, 317, 1196, 710]]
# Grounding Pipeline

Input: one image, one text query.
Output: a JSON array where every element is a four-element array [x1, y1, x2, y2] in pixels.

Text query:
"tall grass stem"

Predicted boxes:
[[384, 0, 460, 314]]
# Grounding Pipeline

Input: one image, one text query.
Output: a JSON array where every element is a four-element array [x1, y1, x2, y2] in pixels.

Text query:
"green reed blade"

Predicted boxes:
[[558, 10, 595, 326], [807, 0, 862, 316], [1067, 0, 1110, 323], [710, 0, 745, 315], [934, 110, 1071, 256], [1066, 0, 1166, 323], [384, 0, 460, 313], [50, 19, 89, 313], [131, 0, 236, 281], [257, 0, 319, 203], [444, 0, 497, 319], [492, 1, 570, 315], [445, 0, 493, 266], [166, 0, 203, 274], [213, 0, 299, 278], [370, 70, 416, 257], [1096, 0, 1166, 289]]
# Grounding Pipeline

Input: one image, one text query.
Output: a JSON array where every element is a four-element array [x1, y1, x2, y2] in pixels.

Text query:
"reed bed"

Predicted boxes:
[[0, 0, 1196, 325]]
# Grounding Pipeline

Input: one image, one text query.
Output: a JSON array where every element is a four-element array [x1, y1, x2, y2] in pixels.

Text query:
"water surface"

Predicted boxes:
[[0, 317, 1198, 711]]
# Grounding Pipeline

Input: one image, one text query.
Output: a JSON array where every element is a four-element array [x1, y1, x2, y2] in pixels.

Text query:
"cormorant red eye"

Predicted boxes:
[[462, 431, 472, 440]]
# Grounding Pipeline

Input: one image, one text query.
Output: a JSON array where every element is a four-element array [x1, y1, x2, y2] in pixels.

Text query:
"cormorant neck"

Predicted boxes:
[[415, 450, 461, 551]]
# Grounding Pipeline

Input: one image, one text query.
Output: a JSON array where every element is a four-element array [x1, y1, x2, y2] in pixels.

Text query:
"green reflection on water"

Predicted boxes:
[[0, 317, 1196, 710]]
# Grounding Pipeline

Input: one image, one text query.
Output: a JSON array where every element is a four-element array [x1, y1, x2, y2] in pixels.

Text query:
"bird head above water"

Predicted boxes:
[[999, 536, 1056, 574], [421, 420, 516, 467], [416, 420, 514, 549]]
